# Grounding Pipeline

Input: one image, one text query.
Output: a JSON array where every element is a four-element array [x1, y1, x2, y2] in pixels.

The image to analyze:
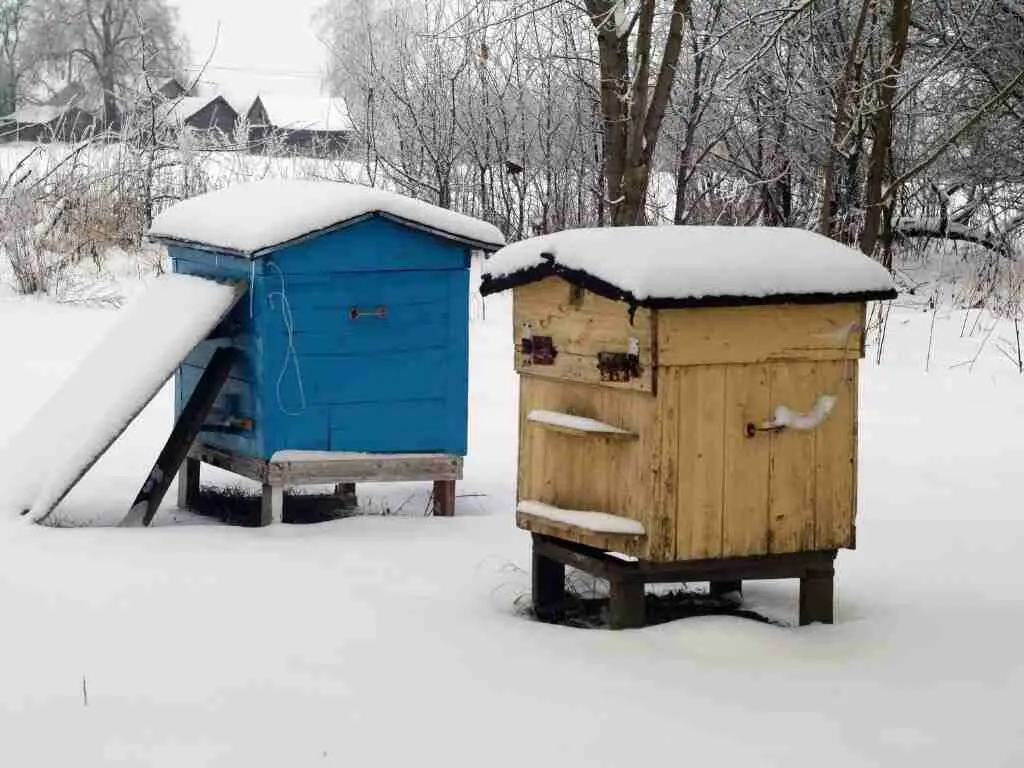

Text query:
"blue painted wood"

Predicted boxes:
[[170, 211, 473, 461], [329, 400, 452, 453], [270, 217, 470, 275]]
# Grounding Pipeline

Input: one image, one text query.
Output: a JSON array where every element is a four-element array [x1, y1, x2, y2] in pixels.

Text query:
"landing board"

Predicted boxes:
[[0, 274, 244, 523]]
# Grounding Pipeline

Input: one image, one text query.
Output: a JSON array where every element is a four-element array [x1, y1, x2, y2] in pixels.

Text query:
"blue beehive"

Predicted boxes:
[[149, 180, 505, 466]]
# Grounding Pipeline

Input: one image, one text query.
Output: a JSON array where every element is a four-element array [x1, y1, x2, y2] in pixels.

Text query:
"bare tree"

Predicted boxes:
[[32, 0, 184, 128]]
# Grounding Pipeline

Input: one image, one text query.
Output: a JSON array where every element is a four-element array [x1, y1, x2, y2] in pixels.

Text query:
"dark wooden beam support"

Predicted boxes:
[[710, 580, 743, 599], [432, 479, 456, 516], [122, 347, 239, 527], [532, 534, 566, 622], [799, 568, 835, 626], [608, 578, 645, 630], [334, 482, 358, 511]]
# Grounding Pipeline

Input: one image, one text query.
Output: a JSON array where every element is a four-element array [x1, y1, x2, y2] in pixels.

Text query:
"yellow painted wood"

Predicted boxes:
[[653, 367, 681, 561], [721, 365, 772, 556], [675, 366, 726, 559], [513, 278, 654, 392], [516, 376, 663, 559], [516, 510, 647, 556], [658, 303, 865, 367], [767, 362, 820, 553], [813, 361, 857, 550]]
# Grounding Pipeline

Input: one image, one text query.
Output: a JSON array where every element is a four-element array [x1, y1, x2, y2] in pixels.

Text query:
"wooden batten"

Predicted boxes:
[[657, 302, 866, 367], [513, 277, 655, 393]]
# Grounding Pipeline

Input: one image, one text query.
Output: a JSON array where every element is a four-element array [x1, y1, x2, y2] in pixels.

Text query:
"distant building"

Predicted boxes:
[[245, 95, 353, 157], [0, 103, 97, 143], [157, 77, 190, 101], [159, 95, 239, 141]]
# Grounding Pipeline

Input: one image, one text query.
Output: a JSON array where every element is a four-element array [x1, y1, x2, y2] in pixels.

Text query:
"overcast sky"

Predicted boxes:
[[171, 0, 329, 97]]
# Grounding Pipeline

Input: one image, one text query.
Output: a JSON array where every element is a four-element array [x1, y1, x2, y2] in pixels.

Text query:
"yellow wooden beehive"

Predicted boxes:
[[480, 226, 896, 566]]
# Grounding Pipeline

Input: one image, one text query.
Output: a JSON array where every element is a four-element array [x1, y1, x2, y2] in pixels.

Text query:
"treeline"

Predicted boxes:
[[317, 0, 1024, 263]]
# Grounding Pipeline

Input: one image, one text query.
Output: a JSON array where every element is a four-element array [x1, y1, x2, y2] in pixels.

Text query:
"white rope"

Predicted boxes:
[[266, 261, 307, 416]]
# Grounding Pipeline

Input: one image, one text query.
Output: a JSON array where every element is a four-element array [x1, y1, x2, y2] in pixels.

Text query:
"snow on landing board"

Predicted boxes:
[[517, 500, 646, 536], [481, 226, 896, 305], [148, 180, 506, 256], [0, 275, 243, 522], [526, 409, 636, 437]]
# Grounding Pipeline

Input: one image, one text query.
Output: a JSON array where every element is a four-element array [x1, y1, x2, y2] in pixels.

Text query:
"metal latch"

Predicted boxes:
[[349, 305, 387, 320]]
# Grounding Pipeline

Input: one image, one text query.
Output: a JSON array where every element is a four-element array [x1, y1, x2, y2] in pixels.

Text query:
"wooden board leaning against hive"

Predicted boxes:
[[478, 225, 897, 628]]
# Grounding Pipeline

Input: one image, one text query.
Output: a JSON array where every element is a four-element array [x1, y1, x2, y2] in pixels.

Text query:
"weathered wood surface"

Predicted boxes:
[[674, 365, 726, 560], [513, 277, 655, 393], [657, 302, 866, 367], [514, 301, 861, 562], [532, 535, 567, 623], [268, 454, 462, 485], [608, 578, 646, 630], [190, 443, 269, 483], [517, 376, 662, 559], [657, 359, 857, 560], [517, 509, 647, 557], [533, 535, 838, 627], [124, 347, 239, 527], [432, 479, 456, 516], [533, 534, 836, 584], [799, 565, 835, 625]]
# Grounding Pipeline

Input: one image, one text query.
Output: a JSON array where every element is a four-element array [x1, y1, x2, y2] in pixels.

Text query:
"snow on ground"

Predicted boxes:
[[0, 271, 1023, 766]]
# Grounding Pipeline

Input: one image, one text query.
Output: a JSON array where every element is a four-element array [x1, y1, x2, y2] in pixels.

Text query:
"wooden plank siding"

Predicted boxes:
[[514, 297, 865, 563], [516, 376, 664, 558], [657, 302, 865, 367], [513, 277, 655, 393]]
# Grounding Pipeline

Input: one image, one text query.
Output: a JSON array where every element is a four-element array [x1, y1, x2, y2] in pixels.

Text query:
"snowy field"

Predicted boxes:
[[0, 266, 1023, 766]]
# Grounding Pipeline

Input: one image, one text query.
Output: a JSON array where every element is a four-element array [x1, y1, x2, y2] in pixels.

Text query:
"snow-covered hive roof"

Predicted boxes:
[[479, 226, 896, 308], [149, 180, 506, 257]]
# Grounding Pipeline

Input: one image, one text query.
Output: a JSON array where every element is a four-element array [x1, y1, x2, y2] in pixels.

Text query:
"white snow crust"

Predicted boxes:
[[518, 499, 646, 535], [270, 450, 448, 462], [768, 395, 837, 431], [527, 409, 633, 435], [149, 180, 506, 256], [483, 226, 895, 301], [0, 274, 240, 521]]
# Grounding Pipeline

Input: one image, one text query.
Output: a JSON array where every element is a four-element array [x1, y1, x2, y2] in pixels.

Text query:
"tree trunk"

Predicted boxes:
[[587, 0, 690, 227], [859, 0, 912, 258]]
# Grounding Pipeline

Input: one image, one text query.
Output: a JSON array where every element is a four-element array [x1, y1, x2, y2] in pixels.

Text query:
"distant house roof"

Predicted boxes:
[[479, 226, 896, 309], [149, 180, 506, 258], [249, 95, 352, 132], [160, 95, 237, 128]]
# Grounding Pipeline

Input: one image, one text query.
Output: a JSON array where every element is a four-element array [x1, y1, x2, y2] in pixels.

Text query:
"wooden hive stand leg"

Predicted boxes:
[[260, 484, 284, 526], [334, 482, 358, 511], [432, 479, 456, 517], [608, 577, 646, 630], [177, 457, 200, 510], [531, 534, 566, 623], [799, 563, 835, 626], [710, 580, 743, 600]]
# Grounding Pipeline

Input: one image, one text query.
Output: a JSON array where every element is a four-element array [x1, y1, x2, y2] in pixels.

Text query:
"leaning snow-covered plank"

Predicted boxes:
[[517, 500, 646, 555], [527, 409, 637, 440], [268, 451, 462, 485], [14, 276, 245, 523]]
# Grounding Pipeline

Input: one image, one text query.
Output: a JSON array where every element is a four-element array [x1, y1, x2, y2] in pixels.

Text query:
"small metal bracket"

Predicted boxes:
[[350, 305, 387, 320]]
